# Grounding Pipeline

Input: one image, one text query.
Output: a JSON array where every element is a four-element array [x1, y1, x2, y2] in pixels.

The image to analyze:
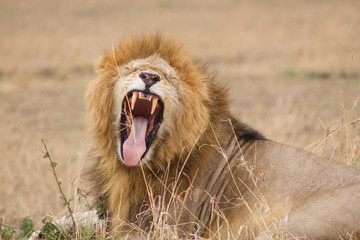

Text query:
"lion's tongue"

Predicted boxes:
[[123, 117, 147, 166]]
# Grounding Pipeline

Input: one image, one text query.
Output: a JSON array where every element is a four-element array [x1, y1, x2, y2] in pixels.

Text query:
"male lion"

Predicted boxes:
[[85, 35, 360, 239]]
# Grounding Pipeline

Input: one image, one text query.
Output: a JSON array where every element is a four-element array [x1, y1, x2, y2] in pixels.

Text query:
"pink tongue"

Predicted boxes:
[[123, 117, 147, 166]]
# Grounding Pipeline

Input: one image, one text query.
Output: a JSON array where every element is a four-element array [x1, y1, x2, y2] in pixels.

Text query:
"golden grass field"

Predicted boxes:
[[1, 0, 360, 235]]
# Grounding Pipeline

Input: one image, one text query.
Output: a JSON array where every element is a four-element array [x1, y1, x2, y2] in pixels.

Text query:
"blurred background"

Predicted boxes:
[[1, 0, 359, 228]]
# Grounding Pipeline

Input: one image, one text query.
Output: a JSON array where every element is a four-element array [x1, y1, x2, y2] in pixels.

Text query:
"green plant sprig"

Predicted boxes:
[[41, 139, 77, 233]]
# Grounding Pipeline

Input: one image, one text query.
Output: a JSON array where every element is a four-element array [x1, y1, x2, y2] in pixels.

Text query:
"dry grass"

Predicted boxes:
[[0, 0, 359, 238]]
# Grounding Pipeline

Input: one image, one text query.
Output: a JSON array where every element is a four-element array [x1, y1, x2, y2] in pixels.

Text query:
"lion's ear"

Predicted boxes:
[[95, 56, 106, 73], [94, 50, 118, 75]]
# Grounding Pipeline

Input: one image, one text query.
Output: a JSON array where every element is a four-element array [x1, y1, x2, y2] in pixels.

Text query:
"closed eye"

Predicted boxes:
[[124, 67, 139, 74], [165, 75, 177, 84]]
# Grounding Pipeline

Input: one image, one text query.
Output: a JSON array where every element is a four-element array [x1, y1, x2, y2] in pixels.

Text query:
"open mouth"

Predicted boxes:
[[120, 91, 164, 166]]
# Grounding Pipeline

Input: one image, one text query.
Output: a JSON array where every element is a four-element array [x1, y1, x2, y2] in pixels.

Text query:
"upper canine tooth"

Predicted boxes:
[[151, 96, 159, 115], [131, 92, 138, 110]]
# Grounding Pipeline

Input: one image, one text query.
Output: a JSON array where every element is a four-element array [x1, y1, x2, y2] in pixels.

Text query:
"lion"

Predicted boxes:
[[85, 34, 360, 239]]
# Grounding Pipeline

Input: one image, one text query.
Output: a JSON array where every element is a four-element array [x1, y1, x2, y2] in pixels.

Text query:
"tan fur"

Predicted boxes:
[[85, 34, 360, 239]]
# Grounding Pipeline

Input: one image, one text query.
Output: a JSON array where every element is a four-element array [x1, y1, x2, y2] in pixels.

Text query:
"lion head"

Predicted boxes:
[[86, 34, 228, 172]]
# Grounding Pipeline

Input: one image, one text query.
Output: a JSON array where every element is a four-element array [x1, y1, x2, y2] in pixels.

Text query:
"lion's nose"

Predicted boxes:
[[139, 72, 160, 88]]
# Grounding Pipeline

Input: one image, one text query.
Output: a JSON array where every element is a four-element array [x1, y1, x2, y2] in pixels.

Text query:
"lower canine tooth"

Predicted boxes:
[[151, 96, 159, 114]]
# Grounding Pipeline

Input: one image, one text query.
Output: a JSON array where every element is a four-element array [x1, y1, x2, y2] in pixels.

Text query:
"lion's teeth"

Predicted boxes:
[[139, 92, 152, 101], [131, 92, 138, 110], [151, 96, 159, 115]]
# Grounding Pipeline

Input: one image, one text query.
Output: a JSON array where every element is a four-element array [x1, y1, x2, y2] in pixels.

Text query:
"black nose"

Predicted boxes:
[[139, 72, 160, 88]]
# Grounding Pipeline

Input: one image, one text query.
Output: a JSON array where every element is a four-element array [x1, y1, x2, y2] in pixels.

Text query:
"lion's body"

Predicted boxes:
[[85, 35, 360, 239]]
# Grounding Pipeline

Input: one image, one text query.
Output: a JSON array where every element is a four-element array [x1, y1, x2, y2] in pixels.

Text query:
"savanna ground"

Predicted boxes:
[[0, 0, 360, 238]]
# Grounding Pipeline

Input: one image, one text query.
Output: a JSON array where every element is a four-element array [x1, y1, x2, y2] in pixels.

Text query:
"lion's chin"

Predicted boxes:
[[119, 91, 164, 166]]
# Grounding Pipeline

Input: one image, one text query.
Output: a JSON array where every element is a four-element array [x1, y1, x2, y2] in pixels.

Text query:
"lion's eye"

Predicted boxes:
[[165, 75, 177, 85], [124, 67, 138, 75]]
